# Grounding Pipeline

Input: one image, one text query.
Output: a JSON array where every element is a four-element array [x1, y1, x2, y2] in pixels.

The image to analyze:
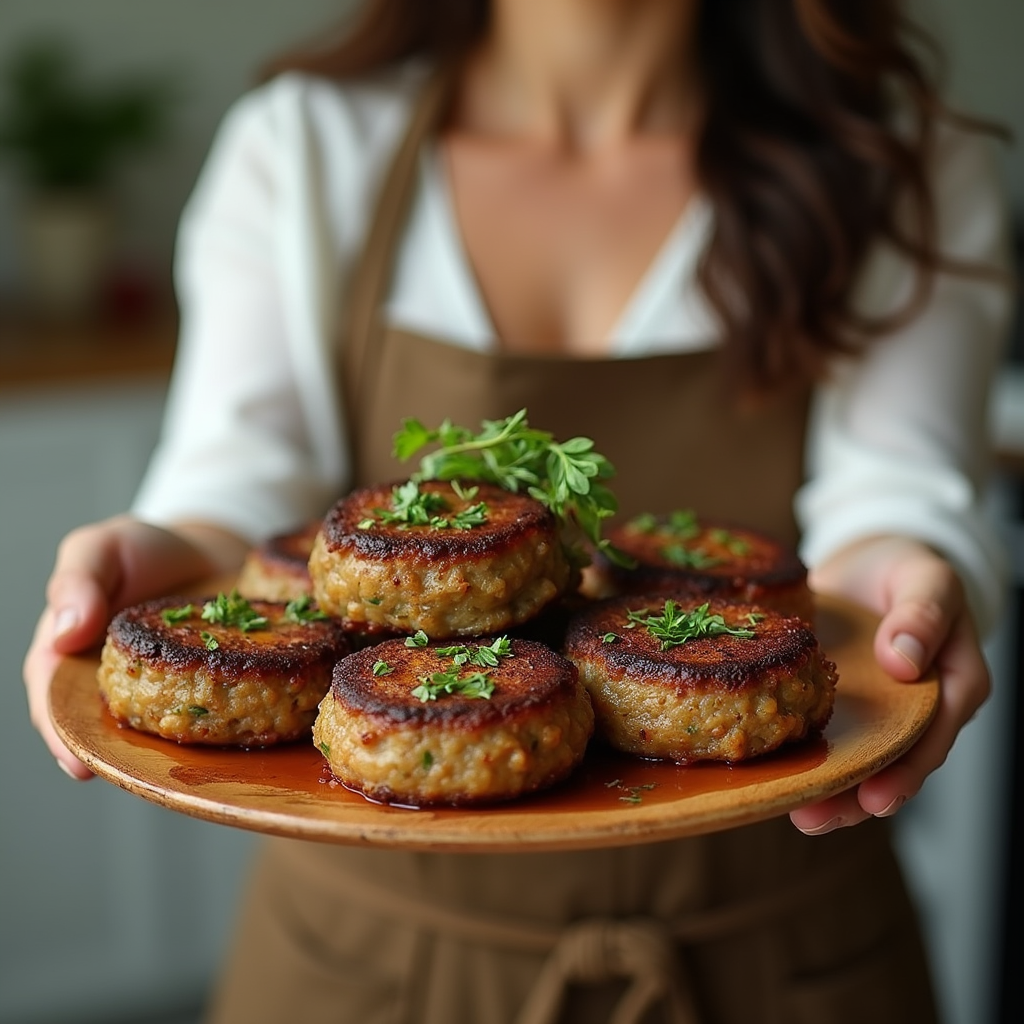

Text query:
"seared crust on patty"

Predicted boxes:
[[309, 480, 573, 638], [563, 594, 836, 763], [98, 596, 351, 746], [236, 520, 321, 602], [591, 512, 814, 622], [313, 636, 594, 806]]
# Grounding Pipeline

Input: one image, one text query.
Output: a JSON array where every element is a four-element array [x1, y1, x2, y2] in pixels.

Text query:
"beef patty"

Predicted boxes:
[[588, 510, 814, 623], [309, 480, 573, 638], [563, 593, 836, 763], [313, 634, 593, 806], [97, 593, 350, 746]]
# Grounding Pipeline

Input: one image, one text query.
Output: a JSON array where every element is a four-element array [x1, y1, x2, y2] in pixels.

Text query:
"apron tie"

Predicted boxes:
[[515, 916, 701, 1024], [277, 837, 887, 1024]]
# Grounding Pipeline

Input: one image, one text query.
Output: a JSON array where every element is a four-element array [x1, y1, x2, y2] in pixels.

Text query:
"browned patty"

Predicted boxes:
[[588, 512, 814, 623], [563, 594, 836, 763], [236, 520, 321, 602], [97, 594, 351, 746], [309, 480, 574, 638], [313, 635, 594, 806]]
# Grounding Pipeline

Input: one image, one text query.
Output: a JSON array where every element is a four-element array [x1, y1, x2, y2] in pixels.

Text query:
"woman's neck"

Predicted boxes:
[[455, 0, 701, 152]]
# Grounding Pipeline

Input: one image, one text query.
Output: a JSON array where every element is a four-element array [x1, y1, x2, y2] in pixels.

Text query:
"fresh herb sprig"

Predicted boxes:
[[625, 600, 756, 650], [392, 408, 627, 564]]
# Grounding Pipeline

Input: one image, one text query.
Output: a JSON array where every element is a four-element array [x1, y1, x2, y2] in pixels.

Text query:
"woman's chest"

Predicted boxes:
[[442, 134, 697, 357]]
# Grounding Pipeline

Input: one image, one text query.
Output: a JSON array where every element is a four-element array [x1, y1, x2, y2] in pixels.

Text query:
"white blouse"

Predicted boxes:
[[133, 64, 1014, 624]]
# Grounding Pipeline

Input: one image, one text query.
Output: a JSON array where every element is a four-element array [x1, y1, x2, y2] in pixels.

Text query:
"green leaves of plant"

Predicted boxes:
[[392, 408, 628, 564]]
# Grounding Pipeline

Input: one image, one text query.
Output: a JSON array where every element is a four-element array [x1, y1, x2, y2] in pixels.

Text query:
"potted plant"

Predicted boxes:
[[0, 38, 173, 318]]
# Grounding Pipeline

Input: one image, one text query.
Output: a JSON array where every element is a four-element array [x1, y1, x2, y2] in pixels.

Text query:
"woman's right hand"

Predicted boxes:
[[23, 515, 249, 779]]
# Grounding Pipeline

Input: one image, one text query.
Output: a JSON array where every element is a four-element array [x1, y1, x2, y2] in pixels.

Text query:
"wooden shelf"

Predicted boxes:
[[0, 305, 178, 391]]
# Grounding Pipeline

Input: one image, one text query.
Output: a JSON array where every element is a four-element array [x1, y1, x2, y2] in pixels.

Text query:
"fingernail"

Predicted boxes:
[[52, 607, 78, 640], [892, 633, 926, 674], [875, 795, 906, 818], [798, 816, 844, 836], [56, 759, 79, 779]]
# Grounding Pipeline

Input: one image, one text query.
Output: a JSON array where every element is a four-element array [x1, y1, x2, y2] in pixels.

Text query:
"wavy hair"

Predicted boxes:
[[264, 0, 1003, 395]]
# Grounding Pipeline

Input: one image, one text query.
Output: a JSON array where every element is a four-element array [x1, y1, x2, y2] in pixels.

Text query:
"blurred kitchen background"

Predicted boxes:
[[0, 2, 1021, 1023]]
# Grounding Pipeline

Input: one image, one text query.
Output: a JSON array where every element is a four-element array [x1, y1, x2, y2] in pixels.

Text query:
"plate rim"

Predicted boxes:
[[49, 592, 939, 853]]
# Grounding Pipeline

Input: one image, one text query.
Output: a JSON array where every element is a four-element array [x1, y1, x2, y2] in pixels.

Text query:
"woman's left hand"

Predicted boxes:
[[789, 535, 991, 835]]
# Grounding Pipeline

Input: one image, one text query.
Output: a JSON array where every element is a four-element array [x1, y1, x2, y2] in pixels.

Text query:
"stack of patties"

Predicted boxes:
[[586, 508, 815, 624], [308, 468, 595, 806]]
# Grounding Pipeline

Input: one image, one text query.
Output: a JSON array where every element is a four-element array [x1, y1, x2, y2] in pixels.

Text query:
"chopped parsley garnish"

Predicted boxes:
[[708, 528, 751, 556], [359, 479, 489, 531], [412, 670, 495, 703], [318, 741, 330, 757], [421, 750, 434, 769], [199, 631, 219, 651], [661, 544, 722, 569], [629, 508, 700, 539], [161, 604, 194, 626], [201, 590, 268, 632], [604, 778, 658, 804], [372, 659, 393, 676], [187, 705, 209, 717], [601, 632, 619, 643], [284, 594, 328, 623], [625, 600, 756, 650], [434, 635, 513, 668], [406, 635, 511, 703]]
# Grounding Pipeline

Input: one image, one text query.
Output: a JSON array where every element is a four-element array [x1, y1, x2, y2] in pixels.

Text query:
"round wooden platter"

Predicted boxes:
[[50, 594, 938, 854]]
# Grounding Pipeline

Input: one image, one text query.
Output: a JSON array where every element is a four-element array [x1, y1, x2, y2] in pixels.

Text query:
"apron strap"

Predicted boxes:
[[343, 63, 459, 447]]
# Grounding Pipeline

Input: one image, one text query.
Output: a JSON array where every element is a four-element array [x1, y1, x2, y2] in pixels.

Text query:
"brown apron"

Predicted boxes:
[[206, 69, 938, 1024]]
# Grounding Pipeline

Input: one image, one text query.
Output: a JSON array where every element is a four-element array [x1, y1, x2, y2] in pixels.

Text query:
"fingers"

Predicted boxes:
[[792, 604, 990, 835], [873, 555, 964, 682], [24, 519, 133, 781], [23, 607, 94, 779], [856, 612, 989, 815]]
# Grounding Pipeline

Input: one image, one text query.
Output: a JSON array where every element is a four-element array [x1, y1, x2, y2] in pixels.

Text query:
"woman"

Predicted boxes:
[[24, 1, 1012, 1021]]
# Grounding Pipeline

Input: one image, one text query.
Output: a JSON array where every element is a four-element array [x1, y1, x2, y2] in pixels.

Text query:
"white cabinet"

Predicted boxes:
[[0, 380, 256, 1024]]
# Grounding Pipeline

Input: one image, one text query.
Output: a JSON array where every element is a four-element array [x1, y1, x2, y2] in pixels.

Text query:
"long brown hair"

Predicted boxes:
[[265, 0, 1003, 395]]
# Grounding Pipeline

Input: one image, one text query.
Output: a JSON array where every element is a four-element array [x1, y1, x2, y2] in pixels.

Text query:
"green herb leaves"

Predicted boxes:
[[285, 594, 328, 623], [160, 604, 194, 626], [405, 633, 513, 703], [627, 510, 752, 569], [411, 670, 495, 703], [625, 600, 756, 650], [359, 480, 489, 531], [161, 590, 274, 642], [201, 590, 268, 632], [392, 408, 626, 564]]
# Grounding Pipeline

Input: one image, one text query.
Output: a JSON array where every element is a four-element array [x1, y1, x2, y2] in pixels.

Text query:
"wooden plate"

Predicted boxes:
[[49, 594, 938, 853]]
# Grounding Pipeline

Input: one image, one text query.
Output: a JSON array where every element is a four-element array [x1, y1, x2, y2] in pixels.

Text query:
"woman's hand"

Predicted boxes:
[[23, 515, 249, 780], [789, 535, 991, 834]]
